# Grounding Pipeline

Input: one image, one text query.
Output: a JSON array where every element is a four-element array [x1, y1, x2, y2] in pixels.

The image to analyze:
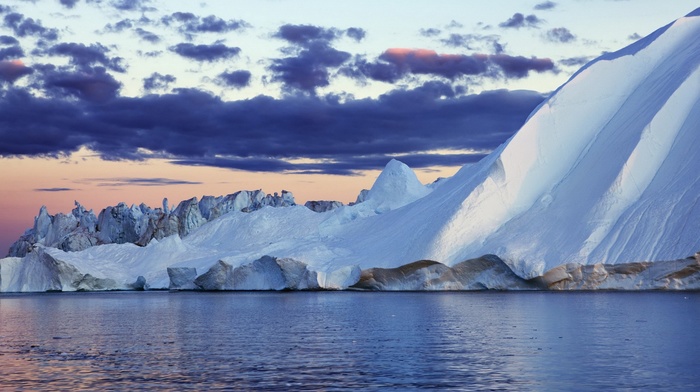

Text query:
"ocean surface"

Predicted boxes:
[[0, 291, 698, 391]]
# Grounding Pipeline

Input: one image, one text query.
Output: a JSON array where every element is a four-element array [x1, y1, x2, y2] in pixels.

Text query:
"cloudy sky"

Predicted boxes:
[[0, 0, 697, 253]]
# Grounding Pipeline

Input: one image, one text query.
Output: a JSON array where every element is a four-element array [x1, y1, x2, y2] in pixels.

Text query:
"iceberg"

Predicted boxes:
[[7, 189, 299, 257], [330, 7, 700, 278], [0, 248, 121, 292], [1, 8, 699, 292]]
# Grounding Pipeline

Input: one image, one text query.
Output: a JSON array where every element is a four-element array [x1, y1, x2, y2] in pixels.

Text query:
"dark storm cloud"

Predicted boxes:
[[499, 13, 542, 29], [217, 70, 251, 88], [269, 24, 367, 93], [59, 0, 79, 8], [534, 1, 557, 10], [0, 60, 33, 83], [0, 45, 24, 60], [45, 42, 126, 72], [0, 84, 545, 174], [346, 49, 554, 82], [269, 41, 351, 93], [0, 5, 12, 14], [3, 12, 59, 41], [545, 27, 576, 43], [161, 12, 249, 35], [0, 35, 19, 45], [41, 66, 121, 102], [169, 42, 241, 62], [143, 72, 175, 91]]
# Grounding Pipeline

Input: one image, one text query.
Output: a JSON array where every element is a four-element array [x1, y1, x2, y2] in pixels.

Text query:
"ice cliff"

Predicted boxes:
[[2, 8, 700, 292]]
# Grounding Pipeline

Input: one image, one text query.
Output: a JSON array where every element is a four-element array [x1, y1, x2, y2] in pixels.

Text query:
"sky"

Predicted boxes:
[[0, 0, 697, 254]]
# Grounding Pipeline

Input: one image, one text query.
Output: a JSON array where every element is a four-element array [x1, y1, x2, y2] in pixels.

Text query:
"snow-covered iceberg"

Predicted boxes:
[[1, 8, 700, 292], [333, 7, 700, 278]]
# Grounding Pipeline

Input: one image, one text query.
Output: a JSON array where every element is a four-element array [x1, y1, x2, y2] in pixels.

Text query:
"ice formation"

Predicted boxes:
[[334, 8, 700, 278], [1, 9, 700, 291], [8, 190, 297, 257]]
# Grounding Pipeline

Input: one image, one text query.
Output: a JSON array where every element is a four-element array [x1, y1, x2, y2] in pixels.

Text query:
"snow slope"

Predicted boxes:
[[2, 9, 700, 290], [336, 8, 700, 278], [440, 9, 700, 277]]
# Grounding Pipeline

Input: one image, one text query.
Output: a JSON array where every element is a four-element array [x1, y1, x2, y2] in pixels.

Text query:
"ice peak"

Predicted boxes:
[[369, 160, 412, 195], [366, 159, 429, 210]]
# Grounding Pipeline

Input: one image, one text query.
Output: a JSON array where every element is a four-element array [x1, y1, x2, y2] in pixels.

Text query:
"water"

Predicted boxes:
[[0, 291, 698, 391]]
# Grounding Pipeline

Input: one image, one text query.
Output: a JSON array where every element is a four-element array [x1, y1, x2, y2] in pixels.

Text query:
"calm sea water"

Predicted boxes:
[[0, 291, 698, 391]]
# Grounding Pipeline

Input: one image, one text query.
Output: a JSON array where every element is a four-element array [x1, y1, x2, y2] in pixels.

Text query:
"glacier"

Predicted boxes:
[[1, 8, 700, 292]]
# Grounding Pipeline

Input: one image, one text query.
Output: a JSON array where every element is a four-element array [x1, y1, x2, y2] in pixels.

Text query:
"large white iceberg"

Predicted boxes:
[[334, 8, 700, 278]]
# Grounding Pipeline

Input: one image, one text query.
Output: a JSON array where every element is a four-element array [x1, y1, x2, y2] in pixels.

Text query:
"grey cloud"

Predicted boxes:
[[169, 42, 241, 62], [86, 177, 202, 186], [34, 187, 76, 192], [217, 70, 251, 88], [143, 72, 175, 91], [534, 1, 557, 10], [545, 27, 576, 43], [499, 13, 542, 29]]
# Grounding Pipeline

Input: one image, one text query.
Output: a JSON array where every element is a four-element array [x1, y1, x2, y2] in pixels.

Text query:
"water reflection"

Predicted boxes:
[[0, 291, 698, 390]]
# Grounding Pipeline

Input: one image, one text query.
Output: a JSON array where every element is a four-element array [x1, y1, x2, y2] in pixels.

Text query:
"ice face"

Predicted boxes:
[[336, 10, 700, 278], [439, 13, 700, 277]]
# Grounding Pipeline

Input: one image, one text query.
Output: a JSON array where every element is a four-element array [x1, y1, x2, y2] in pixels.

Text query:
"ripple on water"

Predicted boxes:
[[0, 291, 699, 391]]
